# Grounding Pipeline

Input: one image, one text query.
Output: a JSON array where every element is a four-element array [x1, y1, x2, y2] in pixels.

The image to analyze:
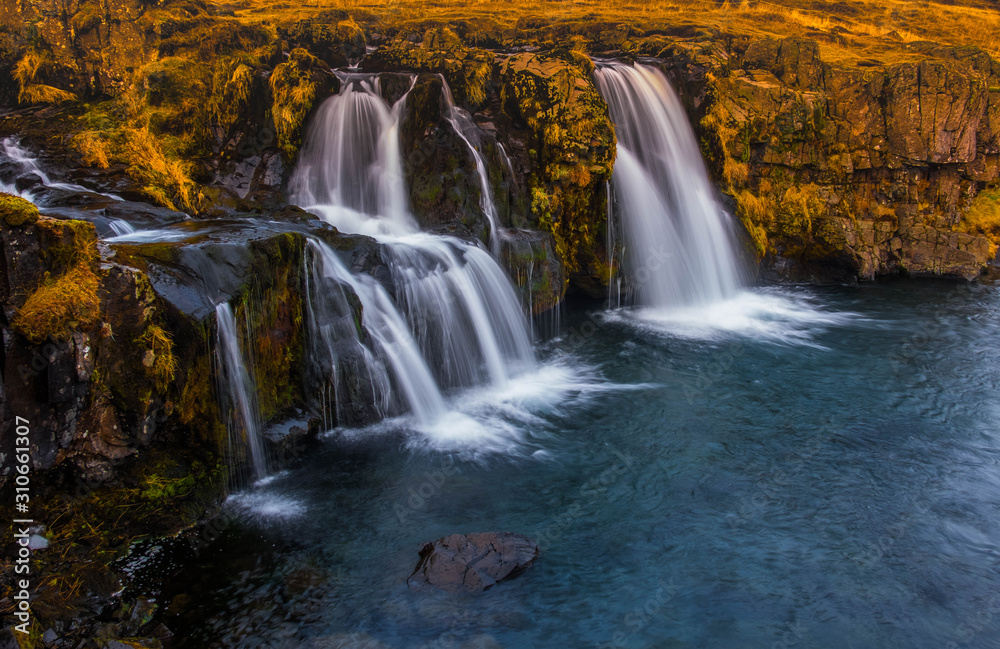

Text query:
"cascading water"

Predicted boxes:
[[303, 242, 393, 429], [215, 303, 268, 482], [306, 239, 448, 426], [1, 138, 92, 202], [289, 75, 414, 237], [439, 77, 503, 256], [594, 63, 743, 309], [290, 73, 535, 424]]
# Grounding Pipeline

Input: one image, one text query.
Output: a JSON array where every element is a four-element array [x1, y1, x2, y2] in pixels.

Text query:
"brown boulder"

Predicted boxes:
[[407, 532, 538, 592]]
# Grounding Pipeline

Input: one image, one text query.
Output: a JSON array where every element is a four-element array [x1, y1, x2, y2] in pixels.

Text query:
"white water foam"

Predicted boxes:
[[604, 287, 862, 347]]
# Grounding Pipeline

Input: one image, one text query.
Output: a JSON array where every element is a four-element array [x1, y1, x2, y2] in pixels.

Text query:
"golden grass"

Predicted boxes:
[[734, 188, 771, 257], [957, 187, 1000, 258], [141, 324, 179, 391], [14, 52, 77, 105], [72, 131, 111, 169], [13, 263, 101, 344], [122, 126, 198, 211], [216, 0, 1000, 62], [270, 49, 322, 159]]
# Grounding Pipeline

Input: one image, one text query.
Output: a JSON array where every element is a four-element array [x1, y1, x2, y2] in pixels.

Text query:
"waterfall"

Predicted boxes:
[[289, 75, 414, 238], [303, 242, 393, 428], [384, 234, 534, 390], [290, 73, 536, 427], [108, 219, 137, 236], [215, 303, 268, 482], [306, 239, 448, 426], [439, 77, 503, 256], [594, 63, 743, 309]]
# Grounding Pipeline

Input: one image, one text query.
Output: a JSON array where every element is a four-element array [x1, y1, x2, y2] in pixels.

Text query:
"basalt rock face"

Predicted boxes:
[[671, 35, 1000, 281], [498, 51, 617, 297], [5, 5, 1000, 288]]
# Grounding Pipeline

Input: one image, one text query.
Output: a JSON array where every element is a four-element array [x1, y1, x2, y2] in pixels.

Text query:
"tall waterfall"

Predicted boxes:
[[594, 63, 743, 309], [291, 73, 535, 427], [215, 303, 268, 482]]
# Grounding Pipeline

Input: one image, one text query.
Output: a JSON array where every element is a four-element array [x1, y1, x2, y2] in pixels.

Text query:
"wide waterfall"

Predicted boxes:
[[594, 63, 743, 309], [291, 73, 536, 428], [215, 302, 268, 482]]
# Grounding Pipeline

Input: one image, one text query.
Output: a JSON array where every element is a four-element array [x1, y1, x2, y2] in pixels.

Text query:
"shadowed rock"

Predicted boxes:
[[408, 532, 538, 592]]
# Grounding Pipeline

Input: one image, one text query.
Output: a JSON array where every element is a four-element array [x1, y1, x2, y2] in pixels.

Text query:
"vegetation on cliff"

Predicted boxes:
[[10, 217, 102, 344]]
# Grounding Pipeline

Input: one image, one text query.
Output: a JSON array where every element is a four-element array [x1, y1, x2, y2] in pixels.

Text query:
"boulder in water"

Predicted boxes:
[[408, 532, 538, 592]]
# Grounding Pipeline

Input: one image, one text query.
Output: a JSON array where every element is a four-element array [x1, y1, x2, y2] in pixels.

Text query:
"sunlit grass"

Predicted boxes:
[[214, 0, 1000, 62]]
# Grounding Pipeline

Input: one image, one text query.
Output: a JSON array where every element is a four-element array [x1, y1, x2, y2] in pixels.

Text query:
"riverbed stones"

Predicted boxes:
[[408, 532, 538, 592]]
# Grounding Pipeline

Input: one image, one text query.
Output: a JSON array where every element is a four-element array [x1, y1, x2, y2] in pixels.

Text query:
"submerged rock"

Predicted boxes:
[[408, 532, 538, 592]]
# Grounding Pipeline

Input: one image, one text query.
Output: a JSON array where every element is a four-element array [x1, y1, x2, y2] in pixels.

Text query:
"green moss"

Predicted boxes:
[[233, 233, 307, 420], [28, 448, 226, 623], [365, 34, 496, 109], [957, 186, 1000, 257], [0, 192, 39, 226], [178, 352, 227, 445], [501, 52, 615, 292], [270, 48, 324, 160], [36, 218, 100, 272]]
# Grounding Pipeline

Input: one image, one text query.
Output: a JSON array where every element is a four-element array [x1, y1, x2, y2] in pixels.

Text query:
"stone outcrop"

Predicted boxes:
[[682, 35, 1000, 281], [498, 51, 616, 296], [408, 532, 539, 592]]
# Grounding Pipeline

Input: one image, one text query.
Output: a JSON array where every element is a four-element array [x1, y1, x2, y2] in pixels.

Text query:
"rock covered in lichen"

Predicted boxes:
[[281, 12, 368, 67], [365, 28, 496, 109], [695, 35, 999, 280], [270, 48, 338, 160], [499, 51, 616, 296]]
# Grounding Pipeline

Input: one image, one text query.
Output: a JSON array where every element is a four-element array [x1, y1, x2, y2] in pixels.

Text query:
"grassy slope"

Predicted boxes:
[[218, 0, 1000, 65]]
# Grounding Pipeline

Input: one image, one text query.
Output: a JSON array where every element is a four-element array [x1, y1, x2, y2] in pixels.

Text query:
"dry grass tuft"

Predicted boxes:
[[14, 52, 77, 105], [13, 263, 101, 344], [122, 127, 198, 211], [141, 324, 179, 391], [957, 187, 1000, 258], [735, 189, 771, 257], [73, 131, 111, 169]]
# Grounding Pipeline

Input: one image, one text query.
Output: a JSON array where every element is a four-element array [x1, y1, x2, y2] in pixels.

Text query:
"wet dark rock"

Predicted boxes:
[[0, 160, 21, 184], [0, 628, 17, 649], [408, 532, 539, 592], [14, 172, 43, 193], [398, 74, 491, 244], [500, 228, 565, 315]]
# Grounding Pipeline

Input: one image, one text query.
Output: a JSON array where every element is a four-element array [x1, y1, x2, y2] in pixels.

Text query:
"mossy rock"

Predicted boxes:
[[10, 217, 102, 344], [397, 74, 490, 240], [270, 48, 336, 160], [0, 192, 39, 226], [281, 15, 367, 67], [231, 232, 308, 421], [364, 30, 496, 109], [499, 51, 616, 294]]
